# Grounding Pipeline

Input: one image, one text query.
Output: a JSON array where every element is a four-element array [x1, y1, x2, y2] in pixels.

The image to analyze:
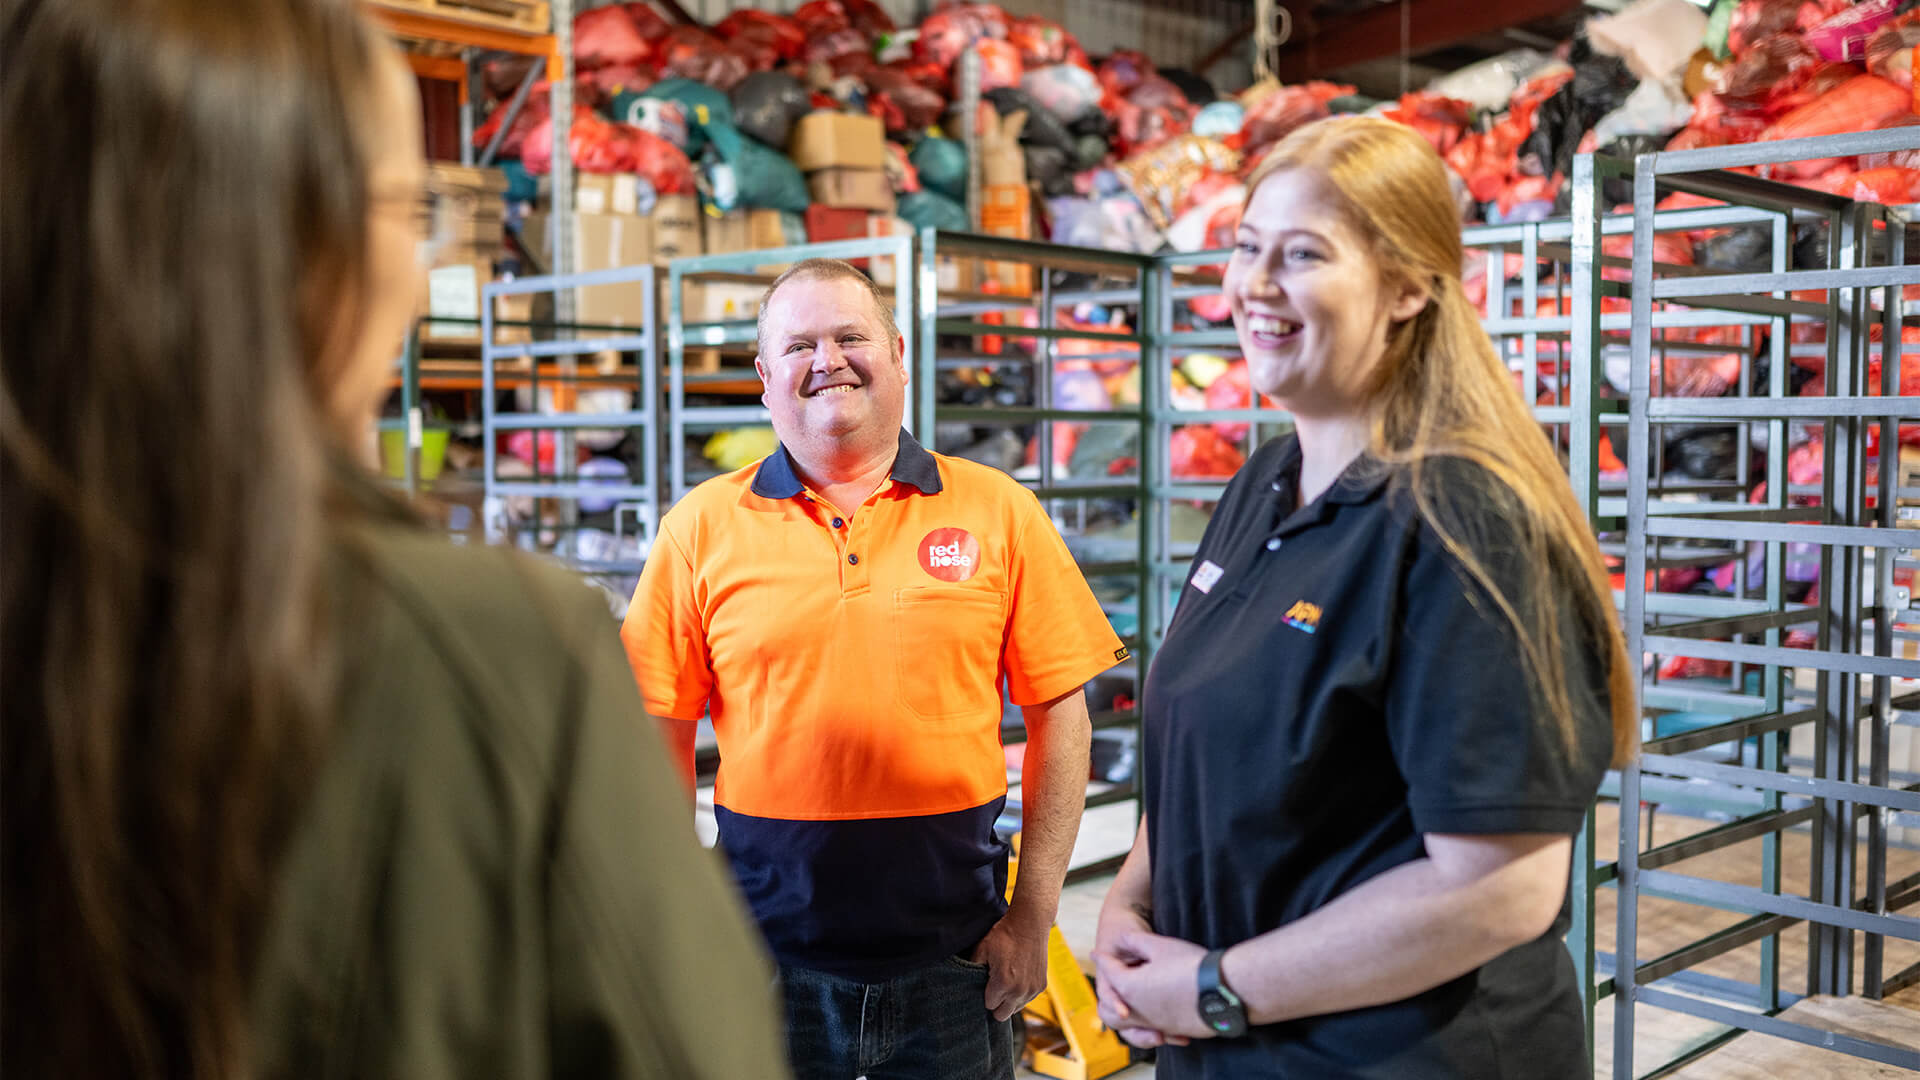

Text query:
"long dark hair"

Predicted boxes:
[[2, 0, 388, 1073]]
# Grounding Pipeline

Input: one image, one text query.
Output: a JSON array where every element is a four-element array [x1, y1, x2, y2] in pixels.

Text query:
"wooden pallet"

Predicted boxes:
[[368, 0, 548, 36]]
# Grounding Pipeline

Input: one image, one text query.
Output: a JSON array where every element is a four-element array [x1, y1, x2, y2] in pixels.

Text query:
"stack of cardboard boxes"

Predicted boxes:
[[520, 179, 703, 332], [421, 163, 510, 344], [790, 112, 894, 221]]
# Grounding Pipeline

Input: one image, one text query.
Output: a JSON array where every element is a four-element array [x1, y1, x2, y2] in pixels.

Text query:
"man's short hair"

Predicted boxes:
[[755, 258, 901, 358]]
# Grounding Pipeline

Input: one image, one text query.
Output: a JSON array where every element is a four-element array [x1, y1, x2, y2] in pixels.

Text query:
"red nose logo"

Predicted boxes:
[[918, 528, 980, 582]]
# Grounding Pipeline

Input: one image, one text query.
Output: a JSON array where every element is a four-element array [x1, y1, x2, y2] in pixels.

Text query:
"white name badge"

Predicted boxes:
[[1190, 559, 1225, 594]]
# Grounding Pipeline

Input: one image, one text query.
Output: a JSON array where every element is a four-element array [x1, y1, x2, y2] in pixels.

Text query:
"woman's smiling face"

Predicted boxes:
[[1223, 168, 1424, 418]]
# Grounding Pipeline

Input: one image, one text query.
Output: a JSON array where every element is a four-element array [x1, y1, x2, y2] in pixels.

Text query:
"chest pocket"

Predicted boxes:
[[893, 586, 1006, 722]]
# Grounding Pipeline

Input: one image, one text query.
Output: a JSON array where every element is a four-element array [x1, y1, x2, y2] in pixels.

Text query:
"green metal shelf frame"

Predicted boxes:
[[1614, 128, 1920, 1079], [479, 264, 659, 576], [915, 229, 1155, 882]]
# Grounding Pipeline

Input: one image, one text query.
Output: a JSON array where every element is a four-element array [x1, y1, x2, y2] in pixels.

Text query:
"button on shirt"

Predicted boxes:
[[1143, 435, 1612, 1079], [624, 429, 1125, 978]]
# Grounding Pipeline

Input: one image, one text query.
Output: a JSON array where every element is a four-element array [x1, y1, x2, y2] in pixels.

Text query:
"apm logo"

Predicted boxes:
[[1283, 600, 1322, 634]]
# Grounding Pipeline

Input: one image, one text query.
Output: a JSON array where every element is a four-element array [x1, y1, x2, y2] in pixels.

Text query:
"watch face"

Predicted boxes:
[[1200, 991, 1246, 1036]]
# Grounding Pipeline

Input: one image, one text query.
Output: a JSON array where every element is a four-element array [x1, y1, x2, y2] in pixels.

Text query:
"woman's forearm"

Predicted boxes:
[[1222, 834, 1570, 1025]]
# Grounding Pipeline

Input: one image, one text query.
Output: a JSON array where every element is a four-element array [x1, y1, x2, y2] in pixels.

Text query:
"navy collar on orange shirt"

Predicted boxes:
[[750, 427, 944, 500]]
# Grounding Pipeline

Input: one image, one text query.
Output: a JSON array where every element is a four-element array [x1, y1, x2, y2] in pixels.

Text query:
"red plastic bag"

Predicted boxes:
[[1728, 0, 1849, 57], [1866, 13, 1920, 88], [1170, 424, 1247, 478], [1203, 361, 1278, 444], [841, 0, 897, 38], [977, 38, 1024, 91], [794, 0, 852, 36], [619, 2, 671, 43], [1238, 84, 1344, 159], [1761, 60, 1866, 118], [1805, 0, 1905, 63], [1128, 75, 1191, 112], [915, 4, 1008, 71], [1008, 15, 1079, 67], [1849, 165, 1920, 202], [1116, 101, 1191, 157], [1716, 33, 1819, 105], [1097, 49, 1154, 98], [1382, 91, 1473, 156], [573, 6, 653, 70], [473, 83, 550, 158], [868, 65, 948, 134], [1759, 74, 1909, 175], [717, 10, 806, 63], [806, 26, 872, 65]]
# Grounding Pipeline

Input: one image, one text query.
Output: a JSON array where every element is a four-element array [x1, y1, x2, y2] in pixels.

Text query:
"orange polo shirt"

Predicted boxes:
[[622, 428, 1123, 976]]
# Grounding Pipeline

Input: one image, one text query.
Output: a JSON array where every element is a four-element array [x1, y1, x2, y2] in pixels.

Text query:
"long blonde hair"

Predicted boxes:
[[1248, 116, 1637, 767]]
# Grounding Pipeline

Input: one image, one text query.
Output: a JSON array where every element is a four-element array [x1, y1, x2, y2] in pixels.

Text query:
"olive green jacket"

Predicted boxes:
[[251, 519, 789, 1079]]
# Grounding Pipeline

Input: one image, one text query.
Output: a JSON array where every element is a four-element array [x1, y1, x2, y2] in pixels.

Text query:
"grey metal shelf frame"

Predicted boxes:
[[915, 229, 1156, 883], [480, 264, 659, 579], [1615, 128, 1920, 1078], [665, 235, 915, 505]]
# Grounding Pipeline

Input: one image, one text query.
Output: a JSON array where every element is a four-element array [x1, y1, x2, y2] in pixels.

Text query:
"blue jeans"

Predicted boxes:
[[779, 955, 1015, 1080]]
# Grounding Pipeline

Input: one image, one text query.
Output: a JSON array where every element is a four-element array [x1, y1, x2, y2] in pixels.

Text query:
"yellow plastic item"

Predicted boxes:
[[1006, 834, 1134, 1080]]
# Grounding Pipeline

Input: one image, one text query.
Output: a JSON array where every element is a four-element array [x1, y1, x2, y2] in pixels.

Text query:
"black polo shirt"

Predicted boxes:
[[1142, 435, 1612, 1079]]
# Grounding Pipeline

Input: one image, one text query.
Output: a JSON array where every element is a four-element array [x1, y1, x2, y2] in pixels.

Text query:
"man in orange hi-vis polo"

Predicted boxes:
[[622, 259, 1124, 1080]]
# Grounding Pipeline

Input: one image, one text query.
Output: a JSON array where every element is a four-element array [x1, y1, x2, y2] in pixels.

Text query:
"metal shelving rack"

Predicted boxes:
[[480, 265, 659, 581], [915, 230, 1155, 881], [664, 235, 916, 505], [1614, 128, 1920, 1077]]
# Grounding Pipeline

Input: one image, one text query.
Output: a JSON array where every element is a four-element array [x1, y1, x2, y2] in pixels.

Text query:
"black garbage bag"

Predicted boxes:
[[729, 71, 812, 149], [1066, 107, 1112, 139], [1598, 133, 1669, 204], [1665, 426, 1741, 481], [1522, 42, 1635, 182], [1794, 221, 1830, 269], [1697, 225, 1772, 273], [1025, 144, 1074, 196], [1327, 94, 1381, 114], [1156, 67, 1217, 106], [1071, 133, 1109, 171], [985, 87, 1075, 152]]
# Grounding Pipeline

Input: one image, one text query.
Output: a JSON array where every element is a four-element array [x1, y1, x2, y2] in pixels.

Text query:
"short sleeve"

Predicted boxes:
[[621, 523, 712, 722], [1001, 492, 1127, 706], [1383, 496, 1612, 837]]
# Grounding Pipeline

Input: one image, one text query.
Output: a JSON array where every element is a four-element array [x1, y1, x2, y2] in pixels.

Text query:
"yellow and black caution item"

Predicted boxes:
[[1006, 833, 1134, 1080]]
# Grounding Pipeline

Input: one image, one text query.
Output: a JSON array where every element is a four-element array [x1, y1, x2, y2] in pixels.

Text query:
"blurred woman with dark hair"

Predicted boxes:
[[0, 1, 790, 1076]]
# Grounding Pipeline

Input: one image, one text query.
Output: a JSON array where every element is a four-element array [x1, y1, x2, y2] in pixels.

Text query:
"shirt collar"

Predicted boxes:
[[750, 428, 944, 500], [1268, 435, 1391, 531]]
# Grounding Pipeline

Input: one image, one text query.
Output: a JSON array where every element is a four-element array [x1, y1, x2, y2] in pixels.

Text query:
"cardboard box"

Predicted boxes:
[[651, 195, 703, 263], [808, 168, 896, 213], [865, 215, 912, 287], [684, 280, 766, 324], [575, 172, 643, 216], [788, 111, 886, 172], [423, 257, 491, 342], [520, 211, 655, 328], [703, 208, 804, 256]]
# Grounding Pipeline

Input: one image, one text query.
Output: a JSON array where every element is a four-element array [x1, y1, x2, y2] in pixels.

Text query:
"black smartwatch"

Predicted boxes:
[[1196, 947, 1248, 1038]]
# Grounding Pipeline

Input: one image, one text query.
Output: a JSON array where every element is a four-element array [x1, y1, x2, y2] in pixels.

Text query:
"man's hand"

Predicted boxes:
[[972, 909, 1051, 1021], [1098, 929, 1215, 1043]]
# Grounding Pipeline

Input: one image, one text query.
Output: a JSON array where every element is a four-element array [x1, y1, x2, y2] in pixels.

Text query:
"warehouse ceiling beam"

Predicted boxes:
[[1274, 0, 1581, 83]]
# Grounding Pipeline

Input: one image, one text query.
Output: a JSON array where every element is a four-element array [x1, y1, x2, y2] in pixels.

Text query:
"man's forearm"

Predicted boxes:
[[1007, 691, 1093, 929]]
